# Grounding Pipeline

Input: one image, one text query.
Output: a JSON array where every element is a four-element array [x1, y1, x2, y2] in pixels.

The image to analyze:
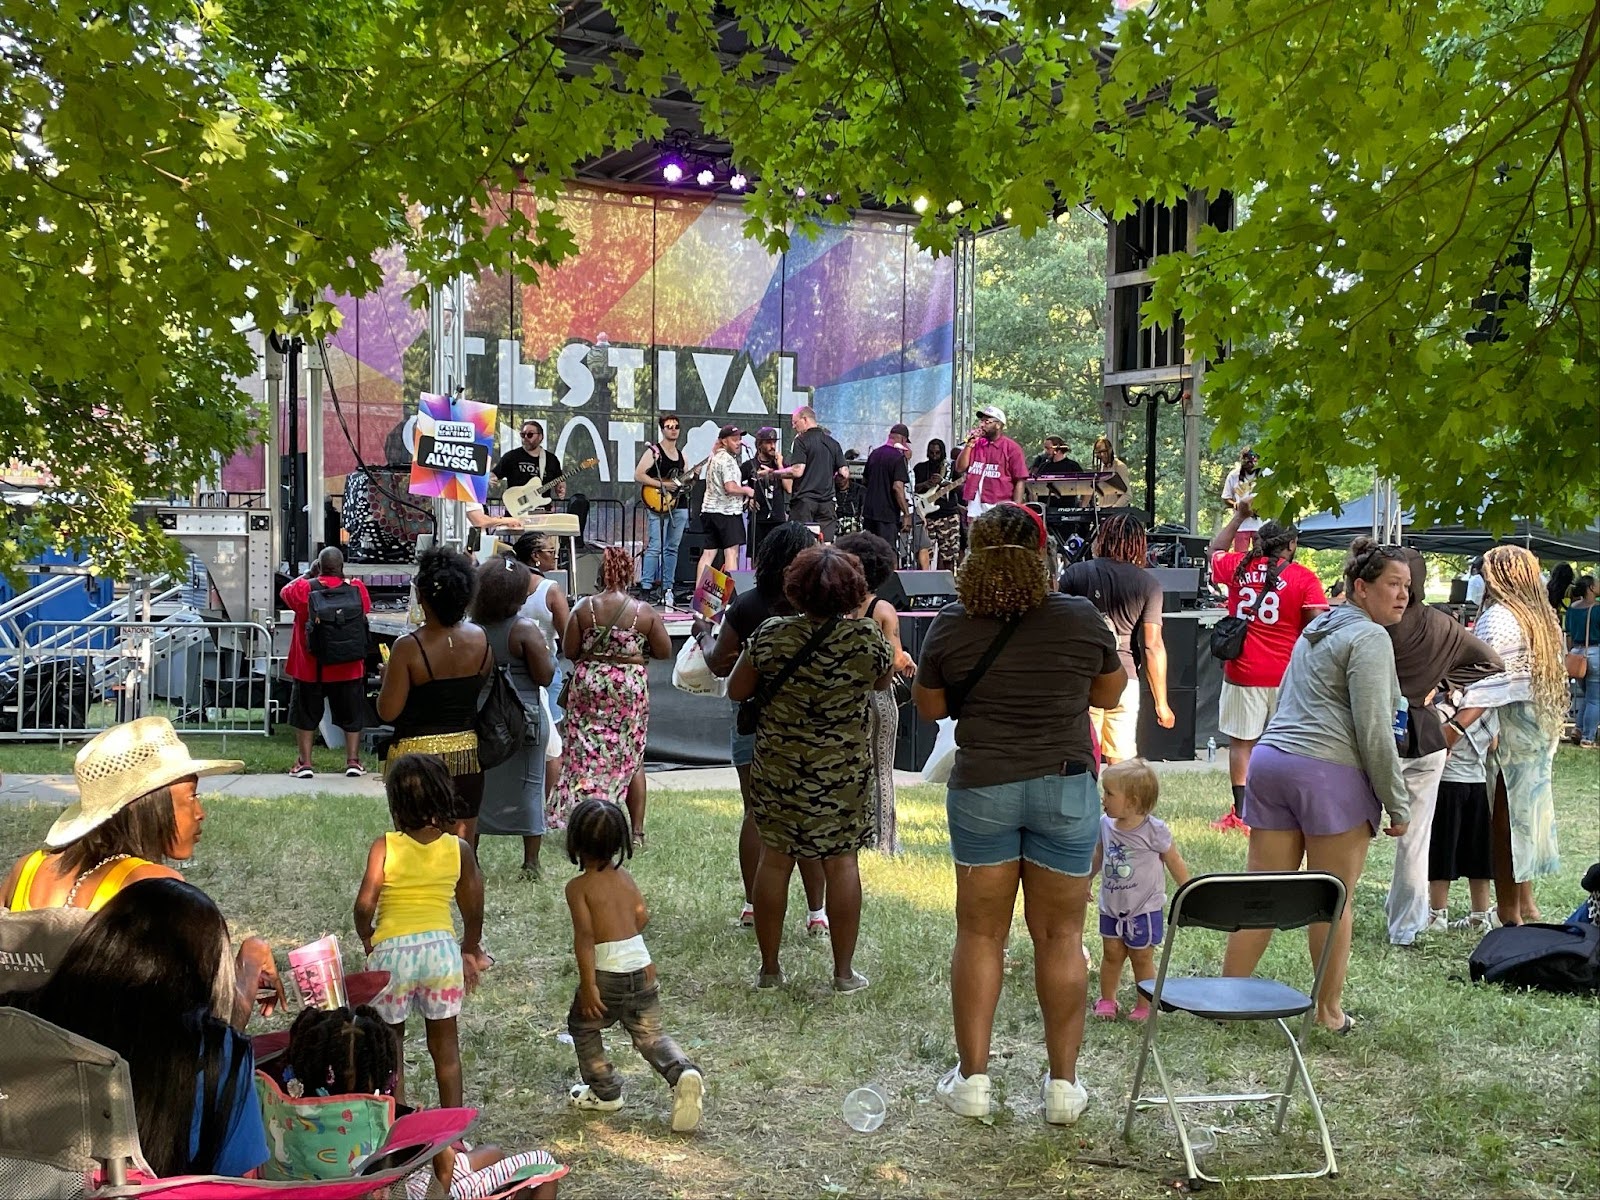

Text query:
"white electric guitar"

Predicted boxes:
[[501, 458, 598, 518]]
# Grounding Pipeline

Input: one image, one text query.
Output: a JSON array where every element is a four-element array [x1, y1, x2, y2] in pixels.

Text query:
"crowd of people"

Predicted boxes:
[[0, 419, 1588, 1187]]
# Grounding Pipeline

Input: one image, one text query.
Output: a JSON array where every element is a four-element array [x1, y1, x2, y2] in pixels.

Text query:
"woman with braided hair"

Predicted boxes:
[[914, 502, 1124, 1126], [551, 546, 670, 838], [1207, 503, 1329, 831], [1458, 545, 1569, 925], [281, 1004, 565, 1197]]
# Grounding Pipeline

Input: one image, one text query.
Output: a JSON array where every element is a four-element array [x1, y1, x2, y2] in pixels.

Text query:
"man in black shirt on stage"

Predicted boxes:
[[1030, 435, 1083, 476], [491, 418, 589, 539], [774, 405, 846, 541], [742, 425, 790, 558], [861, 423, 912, 550], [912, 438, 962, 569]]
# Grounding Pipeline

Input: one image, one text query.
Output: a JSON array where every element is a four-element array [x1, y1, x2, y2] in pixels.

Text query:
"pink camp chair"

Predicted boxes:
[[0, 1006, 474, 1199]]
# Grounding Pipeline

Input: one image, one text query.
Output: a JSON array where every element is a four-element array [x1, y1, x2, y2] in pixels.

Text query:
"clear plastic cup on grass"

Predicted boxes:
[[842, 1085, 887, 1133]]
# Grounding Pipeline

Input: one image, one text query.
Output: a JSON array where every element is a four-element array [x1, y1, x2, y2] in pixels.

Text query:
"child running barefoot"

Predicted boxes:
[[354, 753, 491, 1110], [280, 1005, 566, 1198], [563, 797, 704, 1133], [1092, 759, 1189, 1021]]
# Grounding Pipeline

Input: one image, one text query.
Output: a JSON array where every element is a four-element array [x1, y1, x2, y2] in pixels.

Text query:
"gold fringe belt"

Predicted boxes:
[[385, 731, 480, 777]]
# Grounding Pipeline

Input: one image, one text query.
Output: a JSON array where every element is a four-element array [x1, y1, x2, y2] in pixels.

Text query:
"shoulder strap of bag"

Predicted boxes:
[[1240, 557, 1286, 621], [953, 613, 1025, 705], [756, 617, 839, 706]]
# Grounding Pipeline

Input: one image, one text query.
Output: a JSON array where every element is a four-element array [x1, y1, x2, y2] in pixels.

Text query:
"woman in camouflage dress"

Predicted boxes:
[[729, 545, 894, 992]]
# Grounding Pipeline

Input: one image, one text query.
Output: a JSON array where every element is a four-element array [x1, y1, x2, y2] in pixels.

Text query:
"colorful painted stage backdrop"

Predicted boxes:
[[226, 187, 956, 531]]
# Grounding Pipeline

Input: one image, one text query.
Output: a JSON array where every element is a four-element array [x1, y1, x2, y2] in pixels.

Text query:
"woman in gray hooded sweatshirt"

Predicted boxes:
[[1221, 539, 1413, 1034]]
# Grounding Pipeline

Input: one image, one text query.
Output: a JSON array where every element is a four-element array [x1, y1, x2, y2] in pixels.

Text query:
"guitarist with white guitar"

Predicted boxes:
[[485, 418, 591, 539]]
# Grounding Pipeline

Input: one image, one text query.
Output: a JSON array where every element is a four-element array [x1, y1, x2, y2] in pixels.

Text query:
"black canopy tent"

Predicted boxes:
[[1294, 492, 1599, 562]]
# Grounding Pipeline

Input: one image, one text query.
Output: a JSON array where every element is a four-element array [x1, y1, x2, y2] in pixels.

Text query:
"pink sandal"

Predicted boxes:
[[1092, 999, 1120, 1020]]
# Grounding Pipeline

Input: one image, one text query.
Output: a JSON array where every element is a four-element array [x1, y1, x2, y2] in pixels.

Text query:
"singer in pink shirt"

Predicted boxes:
[[955, 405, 1029, 516]]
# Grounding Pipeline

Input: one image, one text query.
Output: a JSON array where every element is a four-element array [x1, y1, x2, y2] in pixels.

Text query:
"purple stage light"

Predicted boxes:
[[730, 172, 748, 191], [696, 168, 716, 187], [662, 160, 685, 183]]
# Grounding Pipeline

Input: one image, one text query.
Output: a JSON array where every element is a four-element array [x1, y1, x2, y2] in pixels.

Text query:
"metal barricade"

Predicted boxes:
[[2, 620, 277, 739]]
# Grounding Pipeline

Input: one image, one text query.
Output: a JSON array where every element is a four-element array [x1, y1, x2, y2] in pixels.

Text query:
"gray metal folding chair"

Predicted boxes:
[[1121, 871, 1348, 1187]]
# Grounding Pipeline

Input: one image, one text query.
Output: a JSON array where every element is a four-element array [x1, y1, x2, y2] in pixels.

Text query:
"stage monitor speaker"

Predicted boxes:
[[673, 522, 711, 589], [1148, 567, 1201, 612], [877, 570, 957, 611], [730, 570, 757, 595]]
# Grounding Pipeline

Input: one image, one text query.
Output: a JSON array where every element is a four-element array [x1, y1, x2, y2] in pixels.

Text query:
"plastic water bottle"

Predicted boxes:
[[1393, 696, 1410, 752], [842, 1085, 887, 1133], [1206, 736, 1216, 763]]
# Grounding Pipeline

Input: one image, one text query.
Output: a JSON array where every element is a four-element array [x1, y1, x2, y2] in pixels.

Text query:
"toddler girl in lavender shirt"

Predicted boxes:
[[1091, 759, 1190, 1021]]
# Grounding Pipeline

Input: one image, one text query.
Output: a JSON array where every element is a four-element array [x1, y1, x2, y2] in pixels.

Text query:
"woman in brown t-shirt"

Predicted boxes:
[[913, 503, 1124, 1127]]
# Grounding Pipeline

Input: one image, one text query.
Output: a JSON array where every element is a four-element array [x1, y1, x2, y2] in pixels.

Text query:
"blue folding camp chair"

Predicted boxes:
[[1121, 870, 1348, 1186]]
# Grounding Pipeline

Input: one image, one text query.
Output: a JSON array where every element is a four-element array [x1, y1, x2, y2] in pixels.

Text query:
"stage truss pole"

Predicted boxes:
[[429, 247, 468, 549], [952, 230, 976, 439]]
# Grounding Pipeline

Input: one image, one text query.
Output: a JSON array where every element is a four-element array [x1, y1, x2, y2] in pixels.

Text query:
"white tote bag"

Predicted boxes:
[[921, 717, 959, 784], [672, 636, 728, 697]]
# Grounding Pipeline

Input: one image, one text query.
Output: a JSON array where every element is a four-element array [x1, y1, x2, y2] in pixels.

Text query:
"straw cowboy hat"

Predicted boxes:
[[46, 718, 242, 848]]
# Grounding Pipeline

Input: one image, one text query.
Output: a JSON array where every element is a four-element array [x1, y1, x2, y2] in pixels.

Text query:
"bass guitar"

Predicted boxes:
[[913, 474, 963, 518], [641, 456, 710, 515], [501, 458, 598, 518]]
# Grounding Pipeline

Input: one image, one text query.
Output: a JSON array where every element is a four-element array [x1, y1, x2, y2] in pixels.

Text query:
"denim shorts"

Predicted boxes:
[[730, 726, 756, 768], [945, 771, 1100, 876]]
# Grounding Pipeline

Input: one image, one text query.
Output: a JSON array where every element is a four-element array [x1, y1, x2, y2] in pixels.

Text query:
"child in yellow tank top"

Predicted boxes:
[[353, 754, 488, 1110]]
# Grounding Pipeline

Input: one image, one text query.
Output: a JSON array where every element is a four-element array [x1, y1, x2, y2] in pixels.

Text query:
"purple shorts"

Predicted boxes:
[[1099, 909, 1164, 950], [1244, 745, 1381, 837]]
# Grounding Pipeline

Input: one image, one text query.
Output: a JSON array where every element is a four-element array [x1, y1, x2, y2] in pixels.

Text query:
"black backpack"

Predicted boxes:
[[1468, 922, 1600, 995], [306, 580, 369, 671]]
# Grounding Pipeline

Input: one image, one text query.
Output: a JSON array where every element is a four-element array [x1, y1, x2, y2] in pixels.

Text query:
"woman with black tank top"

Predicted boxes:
[[836, 532, 916, 855], [377, 548, 492, 843]]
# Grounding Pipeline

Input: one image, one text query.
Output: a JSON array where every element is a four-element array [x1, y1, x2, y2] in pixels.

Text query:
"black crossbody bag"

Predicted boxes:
[[737, 618, 838, 735], [1211, 557, 1285, 661], [945, 614, 1024, 719]]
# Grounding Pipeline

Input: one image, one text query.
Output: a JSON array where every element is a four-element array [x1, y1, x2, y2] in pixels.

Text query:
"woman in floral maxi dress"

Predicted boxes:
[[549, 546, 670, 835]]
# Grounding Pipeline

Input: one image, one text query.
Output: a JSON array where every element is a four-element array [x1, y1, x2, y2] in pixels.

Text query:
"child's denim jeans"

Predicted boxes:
[[567, 967, 697, 1101]]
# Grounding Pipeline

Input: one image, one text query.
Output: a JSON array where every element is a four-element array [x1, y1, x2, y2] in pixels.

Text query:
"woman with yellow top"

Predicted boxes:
[[0, 716, 284, 1028], [354, 753, 488, 1110]]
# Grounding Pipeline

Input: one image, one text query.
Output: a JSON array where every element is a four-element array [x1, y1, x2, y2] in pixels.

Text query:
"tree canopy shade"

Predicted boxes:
[[2, 0, 1594, 578]]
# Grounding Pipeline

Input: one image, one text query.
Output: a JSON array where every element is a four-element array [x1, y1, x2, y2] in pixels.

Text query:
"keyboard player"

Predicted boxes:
[[1030, 435, 1083, 476]]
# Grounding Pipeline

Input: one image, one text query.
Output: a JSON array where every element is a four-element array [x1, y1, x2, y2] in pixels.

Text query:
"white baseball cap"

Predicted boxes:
[[976, 405, 1007, 426]]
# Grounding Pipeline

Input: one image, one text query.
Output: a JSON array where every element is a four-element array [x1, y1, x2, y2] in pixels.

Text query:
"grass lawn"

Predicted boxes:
[[0, 728, 328, 776], [1, 752, 1596, 1197]]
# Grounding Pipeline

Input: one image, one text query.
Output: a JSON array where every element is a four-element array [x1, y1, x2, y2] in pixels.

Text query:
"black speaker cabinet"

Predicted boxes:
[[877, 570, 958, 612], [673, 518, 711, 589], [894, 614, 940, 771]]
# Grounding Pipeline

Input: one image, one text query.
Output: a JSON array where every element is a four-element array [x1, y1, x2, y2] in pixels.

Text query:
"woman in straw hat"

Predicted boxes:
[[0, 716, 284, 1026]]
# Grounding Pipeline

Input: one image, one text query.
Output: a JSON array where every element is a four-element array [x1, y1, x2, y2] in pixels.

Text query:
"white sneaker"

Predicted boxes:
[[1452, 910, 1501, 933], [935, 1066, 991, 1118], [670, 1068, 704, 1132], [1042, 1074, 1089, 1126], [568, 1083, 623, 1112], [1422, 908, 1450, 935]]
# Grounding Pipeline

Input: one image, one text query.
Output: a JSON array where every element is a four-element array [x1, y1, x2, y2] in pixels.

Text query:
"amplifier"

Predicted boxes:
[[876, 570, 957, 611]]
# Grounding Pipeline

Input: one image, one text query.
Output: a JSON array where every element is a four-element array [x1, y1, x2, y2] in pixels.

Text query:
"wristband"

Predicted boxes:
[[1445, 718, 1466, 734]]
